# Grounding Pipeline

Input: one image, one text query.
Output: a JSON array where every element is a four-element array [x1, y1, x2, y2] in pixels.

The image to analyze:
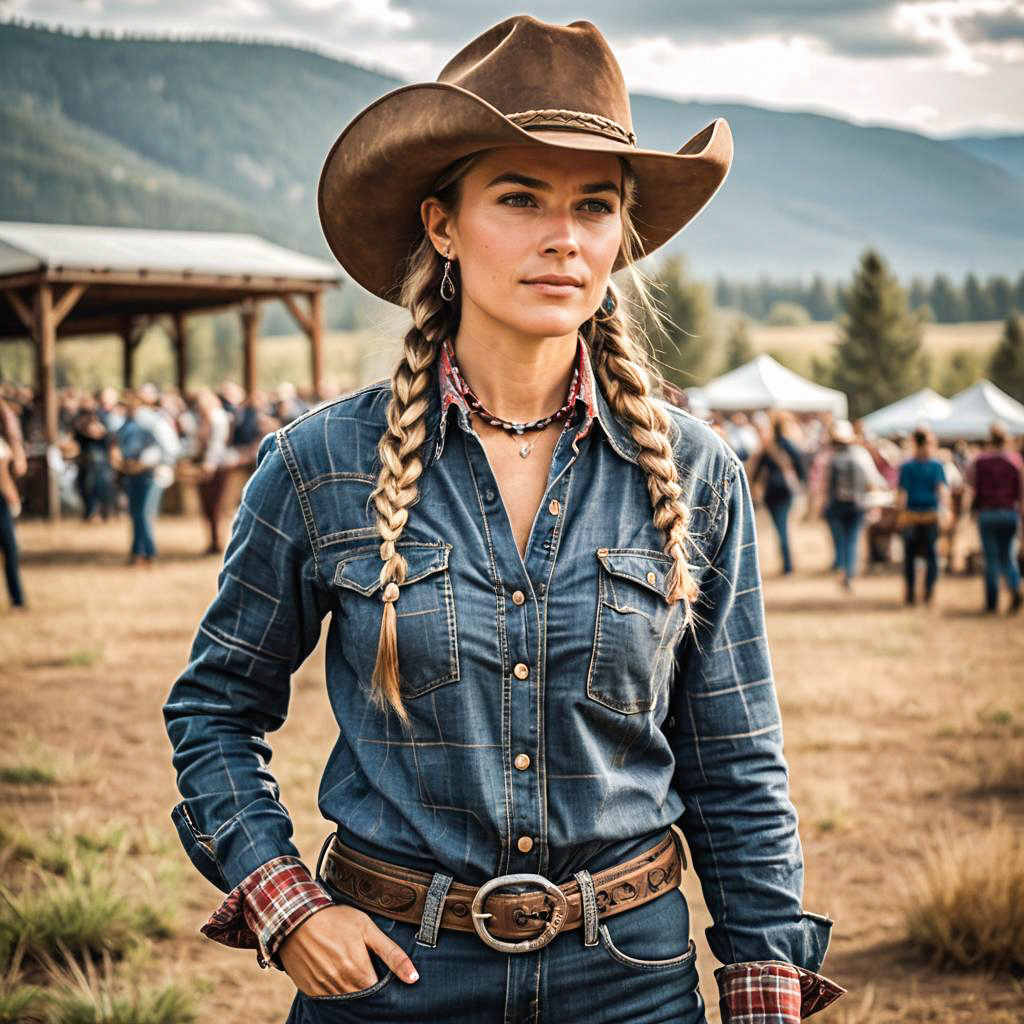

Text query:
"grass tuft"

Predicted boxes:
[[902, 803, 1024, 972]]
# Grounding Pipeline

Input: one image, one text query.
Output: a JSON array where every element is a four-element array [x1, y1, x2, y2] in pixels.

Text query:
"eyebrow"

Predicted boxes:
[[485, 171, 621, 197]]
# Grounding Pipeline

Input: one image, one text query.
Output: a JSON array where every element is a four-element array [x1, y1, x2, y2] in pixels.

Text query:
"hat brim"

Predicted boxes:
[[317, 82, 733, 304]]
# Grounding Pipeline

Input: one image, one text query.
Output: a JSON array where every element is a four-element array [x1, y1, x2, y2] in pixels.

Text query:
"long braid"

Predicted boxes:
[[589, 281, 701, 631], [366, 239, 457, 726]]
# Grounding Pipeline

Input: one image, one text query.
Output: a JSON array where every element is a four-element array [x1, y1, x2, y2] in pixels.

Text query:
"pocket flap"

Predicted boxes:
[[596, 548, 675, 601], [334, 541, 450, 596]]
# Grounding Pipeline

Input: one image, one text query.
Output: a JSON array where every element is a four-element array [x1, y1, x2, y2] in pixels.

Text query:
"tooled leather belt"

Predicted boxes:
[[320, 827, 686, 952]]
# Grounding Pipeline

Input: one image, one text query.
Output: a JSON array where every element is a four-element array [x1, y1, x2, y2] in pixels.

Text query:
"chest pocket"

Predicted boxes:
[[586, 548, 685, 714], [332, 540, 460, 698]]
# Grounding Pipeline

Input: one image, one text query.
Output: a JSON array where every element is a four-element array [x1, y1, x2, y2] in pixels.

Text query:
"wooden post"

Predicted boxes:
[[310, 291, 324, 399], [171, 312, 188, 396], [121, 318, 138, 389], [35, 281, 59, 521], [240, 301, 262, 396]]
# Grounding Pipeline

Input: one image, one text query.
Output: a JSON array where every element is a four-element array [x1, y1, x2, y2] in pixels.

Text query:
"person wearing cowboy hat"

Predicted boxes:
[[164, 15, 845, 1023]]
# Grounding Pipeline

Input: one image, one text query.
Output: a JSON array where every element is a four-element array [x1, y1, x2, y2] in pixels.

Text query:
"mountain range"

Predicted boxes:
[[2, 20, 1021, 292]]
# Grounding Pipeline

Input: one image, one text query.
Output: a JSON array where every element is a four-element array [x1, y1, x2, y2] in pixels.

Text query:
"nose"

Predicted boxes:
[[540, 208, 579, 259]]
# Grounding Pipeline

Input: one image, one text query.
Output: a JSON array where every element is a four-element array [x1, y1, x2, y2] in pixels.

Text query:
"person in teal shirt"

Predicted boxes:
[[897, 427, 950, 605]]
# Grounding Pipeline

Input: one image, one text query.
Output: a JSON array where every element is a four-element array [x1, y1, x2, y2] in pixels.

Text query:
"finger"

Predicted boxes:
[[363, 922, 419, 984]]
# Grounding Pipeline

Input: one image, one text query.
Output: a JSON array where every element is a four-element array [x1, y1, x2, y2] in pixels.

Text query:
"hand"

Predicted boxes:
[[277, 903, 419, 997]]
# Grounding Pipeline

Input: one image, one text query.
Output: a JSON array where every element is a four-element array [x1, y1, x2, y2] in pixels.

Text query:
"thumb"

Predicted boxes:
[[362, 921, 419, 985]]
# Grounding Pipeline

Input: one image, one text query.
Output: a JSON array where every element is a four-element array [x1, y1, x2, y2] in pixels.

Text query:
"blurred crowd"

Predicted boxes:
[[0, 379, 319, 609], [702, 407, 1023, 614], [1, 380, 1022, 617]]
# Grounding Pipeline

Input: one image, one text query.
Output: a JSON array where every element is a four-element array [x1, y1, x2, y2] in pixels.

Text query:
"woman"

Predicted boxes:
[[896, 426, 950, 606], [749, 410, 808, 576], [164, 16, 845, 1023], [964, 421, 1023, 613], [192, 388, 238, 554], [823, 420, 889, 591]]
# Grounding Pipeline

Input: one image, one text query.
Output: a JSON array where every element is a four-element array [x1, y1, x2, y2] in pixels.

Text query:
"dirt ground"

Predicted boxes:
[[1, 504, 1022, 1023]]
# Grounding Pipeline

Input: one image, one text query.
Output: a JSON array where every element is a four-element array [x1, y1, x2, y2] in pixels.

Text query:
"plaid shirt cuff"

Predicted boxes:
[[199, 855, 335, 970], [716, 960, 847, 1022]]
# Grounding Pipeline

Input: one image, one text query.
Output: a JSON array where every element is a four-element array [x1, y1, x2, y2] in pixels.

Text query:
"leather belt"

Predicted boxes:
[[320, 827, 686, 952]]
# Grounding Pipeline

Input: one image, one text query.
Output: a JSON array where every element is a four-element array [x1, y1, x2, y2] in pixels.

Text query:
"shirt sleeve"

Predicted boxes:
[[664, 452, 845, 1019], [163, 429, 333, 897], [200, 855, 335, 970]]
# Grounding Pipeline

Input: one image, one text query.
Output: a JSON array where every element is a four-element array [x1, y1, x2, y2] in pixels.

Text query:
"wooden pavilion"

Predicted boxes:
[[0, 221, 342, 517]]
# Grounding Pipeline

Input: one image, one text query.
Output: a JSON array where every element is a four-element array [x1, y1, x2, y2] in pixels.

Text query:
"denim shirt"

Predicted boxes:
[[163, 336, 834, 979]]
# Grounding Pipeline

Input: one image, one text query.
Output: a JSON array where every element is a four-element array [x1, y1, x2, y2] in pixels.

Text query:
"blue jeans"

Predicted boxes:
[[902, 521, 938, 600], [285, 843, 706, 1024], [122, 471, 157, 557], [977, 507, 1021, 610], [0, 498, 25, 607], [825, 501, 865, 580], [766, 496, 793, 573]]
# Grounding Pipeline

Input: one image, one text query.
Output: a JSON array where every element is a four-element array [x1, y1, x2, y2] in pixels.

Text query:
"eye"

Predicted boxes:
[[580, 199, 614, 214], [498, 192, 536, 207]]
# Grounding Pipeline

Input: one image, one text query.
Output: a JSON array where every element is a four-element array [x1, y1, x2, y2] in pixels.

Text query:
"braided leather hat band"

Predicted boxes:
[[506, 109, 638, 148]]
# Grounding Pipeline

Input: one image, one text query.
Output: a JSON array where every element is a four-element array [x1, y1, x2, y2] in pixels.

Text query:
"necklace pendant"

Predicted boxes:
[[519, 441, 533, 458]]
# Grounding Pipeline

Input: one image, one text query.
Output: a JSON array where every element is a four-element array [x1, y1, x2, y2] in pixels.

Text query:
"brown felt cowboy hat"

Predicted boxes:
[[317, 14, 733, 305]]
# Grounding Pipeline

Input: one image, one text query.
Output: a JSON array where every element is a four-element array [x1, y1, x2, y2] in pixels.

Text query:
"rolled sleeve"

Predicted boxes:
[[666, 453, 842, 1007], [163, 430, 331, 893]]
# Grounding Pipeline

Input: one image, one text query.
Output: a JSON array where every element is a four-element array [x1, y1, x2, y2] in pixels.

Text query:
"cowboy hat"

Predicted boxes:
[[317, 14, 733, 305]]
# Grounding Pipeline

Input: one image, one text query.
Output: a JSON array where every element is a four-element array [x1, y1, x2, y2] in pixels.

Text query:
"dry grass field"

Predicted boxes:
[[1, 501, 1022, 1022]]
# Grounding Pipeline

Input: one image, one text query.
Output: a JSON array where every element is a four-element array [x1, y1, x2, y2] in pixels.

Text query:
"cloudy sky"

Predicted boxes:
[[5, 0, 1023, 136]]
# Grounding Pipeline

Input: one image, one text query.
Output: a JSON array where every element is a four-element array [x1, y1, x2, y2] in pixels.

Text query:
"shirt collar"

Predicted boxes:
[[421, 333, 641, 468]]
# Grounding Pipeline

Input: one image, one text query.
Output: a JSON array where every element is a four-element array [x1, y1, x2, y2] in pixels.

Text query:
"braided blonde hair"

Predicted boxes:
[[366, 152, 701, 725]]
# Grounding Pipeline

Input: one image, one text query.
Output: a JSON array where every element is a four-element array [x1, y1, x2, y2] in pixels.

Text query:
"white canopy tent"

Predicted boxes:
[[686, 354, 848, 418], [929, 379, 1024, 441], [860, 388, 953, 438]]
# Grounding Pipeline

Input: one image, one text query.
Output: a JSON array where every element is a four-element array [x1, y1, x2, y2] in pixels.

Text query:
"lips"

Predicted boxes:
[[523, 276, 582, 287]]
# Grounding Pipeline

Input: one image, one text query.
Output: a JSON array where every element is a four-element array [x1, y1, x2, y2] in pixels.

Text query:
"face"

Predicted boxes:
[[423, 143, 624, 340]]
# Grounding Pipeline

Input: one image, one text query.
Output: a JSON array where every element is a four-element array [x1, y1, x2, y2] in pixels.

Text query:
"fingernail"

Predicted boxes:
[[407, 970, 419, 982]]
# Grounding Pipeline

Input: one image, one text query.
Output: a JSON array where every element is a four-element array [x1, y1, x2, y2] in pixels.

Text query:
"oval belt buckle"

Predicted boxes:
[[471, 873, 569, 953]]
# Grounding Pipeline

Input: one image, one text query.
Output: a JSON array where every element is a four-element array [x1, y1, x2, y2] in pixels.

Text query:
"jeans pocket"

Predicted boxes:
[[586, 548, 685, 714], [597, 887, 696, 971], [331, 539, 460, 699]]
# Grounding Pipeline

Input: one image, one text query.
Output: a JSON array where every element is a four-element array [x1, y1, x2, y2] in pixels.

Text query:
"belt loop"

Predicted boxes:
[[314, 831, 336, 884], [572, 868, 600, 947], [416, 870, 454, 948]]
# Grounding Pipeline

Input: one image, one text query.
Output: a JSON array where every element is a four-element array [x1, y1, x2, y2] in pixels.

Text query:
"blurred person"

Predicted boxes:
[[135, 382, 183, 531], [71, 392, 117, 522], [725, 411, 759, 463], [749, 409, 808, 575], [273, 380, 309, 424], [896, 426, 950, 606], [0, 399, 26, 609], [964, 422, 1022, 614], [193, 388, 239, 554], [935, 447, 965, 573], [823, 420, 888, 591]]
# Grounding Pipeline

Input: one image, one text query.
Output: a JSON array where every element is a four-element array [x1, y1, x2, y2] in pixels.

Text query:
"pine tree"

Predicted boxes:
[[829, 248, 927, 419], [722, 318, 755, 372], [988, 313, 1024, 403], [647, 254, 716, 386]]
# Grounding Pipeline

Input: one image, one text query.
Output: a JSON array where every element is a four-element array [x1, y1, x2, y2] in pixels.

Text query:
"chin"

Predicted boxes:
[[506, 308, 588, 339]]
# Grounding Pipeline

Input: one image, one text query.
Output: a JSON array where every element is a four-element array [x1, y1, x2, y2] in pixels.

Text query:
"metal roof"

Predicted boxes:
[[0, 221, 341, 282]]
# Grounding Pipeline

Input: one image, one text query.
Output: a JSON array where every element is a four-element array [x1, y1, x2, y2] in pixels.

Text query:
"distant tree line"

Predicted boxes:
[[713, 269, 1024, 324], [649, 249, 1024, 416]]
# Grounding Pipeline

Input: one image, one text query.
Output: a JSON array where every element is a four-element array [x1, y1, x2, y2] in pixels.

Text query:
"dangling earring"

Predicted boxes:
[[602, 288, 615, 314], [440, 248, 456, 302]]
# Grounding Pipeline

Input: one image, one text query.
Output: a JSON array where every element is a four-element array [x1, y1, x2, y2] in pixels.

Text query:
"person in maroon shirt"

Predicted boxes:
[[964, 421, 1023, 613]]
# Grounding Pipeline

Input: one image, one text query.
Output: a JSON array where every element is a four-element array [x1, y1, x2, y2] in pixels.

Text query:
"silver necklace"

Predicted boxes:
[[442, 337, 581, 458]]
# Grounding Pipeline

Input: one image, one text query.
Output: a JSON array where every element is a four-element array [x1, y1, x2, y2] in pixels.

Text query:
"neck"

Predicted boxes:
[[451, 306, 579, 424]]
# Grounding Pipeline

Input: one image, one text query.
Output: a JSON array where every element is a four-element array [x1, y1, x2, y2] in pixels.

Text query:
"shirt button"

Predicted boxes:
[[513, 663, 529, 679], [512, 590, 526, 605], [485, 488, 496, 501], [646, 571, 657, 585], [517, 835, 534, 853], [548, 499, 560, 515], [514, 753, 530, 770]]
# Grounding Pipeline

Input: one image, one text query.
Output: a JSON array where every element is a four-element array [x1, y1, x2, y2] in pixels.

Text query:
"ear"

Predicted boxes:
[[421, 196, 455, 259]]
